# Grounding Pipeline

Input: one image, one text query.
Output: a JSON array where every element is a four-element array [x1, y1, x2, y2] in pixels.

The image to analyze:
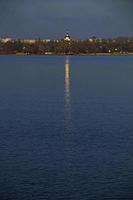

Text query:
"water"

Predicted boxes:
[[0, 55, 133, 200]]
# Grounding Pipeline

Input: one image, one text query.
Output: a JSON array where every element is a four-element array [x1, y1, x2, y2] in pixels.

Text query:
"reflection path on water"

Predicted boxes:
[[64, 56, 76, 195], [64, 56, 72, 133]]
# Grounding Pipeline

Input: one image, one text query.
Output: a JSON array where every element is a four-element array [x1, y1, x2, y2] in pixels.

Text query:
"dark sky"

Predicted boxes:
[[0, 0, 133, 39]]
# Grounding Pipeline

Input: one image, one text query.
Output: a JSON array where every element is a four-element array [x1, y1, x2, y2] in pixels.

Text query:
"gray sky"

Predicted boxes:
[[0, 0, 133, 39]]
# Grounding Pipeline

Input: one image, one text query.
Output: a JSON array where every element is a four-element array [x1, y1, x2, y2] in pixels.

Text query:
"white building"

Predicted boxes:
[[64, 33, 71, 41], [42, 39, 51, 43], [22, 39, 36, 44], [0, 38, 12, 43]]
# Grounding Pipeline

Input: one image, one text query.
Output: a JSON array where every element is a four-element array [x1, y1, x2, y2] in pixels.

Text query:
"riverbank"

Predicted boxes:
[[0, 52, 133, 56]]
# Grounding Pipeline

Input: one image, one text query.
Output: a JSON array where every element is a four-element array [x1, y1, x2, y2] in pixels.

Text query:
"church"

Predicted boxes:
[[64, 33, 71, 41]]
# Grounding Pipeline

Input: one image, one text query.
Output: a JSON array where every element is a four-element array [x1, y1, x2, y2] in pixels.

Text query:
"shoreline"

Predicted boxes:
[[0, 53, 133, 56]]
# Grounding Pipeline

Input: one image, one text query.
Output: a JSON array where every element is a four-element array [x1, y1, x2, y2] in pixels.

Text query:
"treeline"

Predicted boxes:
[[0, 37, 133, 55]]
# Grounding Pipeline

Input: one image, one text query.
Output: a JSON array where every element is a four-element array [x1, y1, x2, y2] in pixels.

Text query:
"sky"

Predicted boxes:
[[0, 0, 133, 39]]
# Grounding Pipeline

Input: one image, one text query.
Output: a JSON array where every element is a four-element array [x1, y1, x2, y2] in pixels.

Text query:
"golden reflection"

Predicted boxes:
[[65, 56, 70, 100], [64, 56, 74, 181], [64, 56, 71, 133]]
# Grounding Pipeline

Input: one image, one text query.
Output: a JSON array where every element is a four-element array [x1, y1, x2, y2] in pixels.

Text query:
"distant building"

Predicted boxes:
[[0, 38, 12, 43], [64, 33, 71, 42], [42, 39, 51, 43], [89, 38, 93, 42], [88, 36, 97, 42], [22, 39, 36, 44]]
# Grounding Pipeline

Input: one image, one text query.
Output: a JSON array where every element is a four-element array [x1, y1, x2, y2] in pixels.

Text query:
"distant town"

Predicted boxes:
[[0, 33, 133, 55]]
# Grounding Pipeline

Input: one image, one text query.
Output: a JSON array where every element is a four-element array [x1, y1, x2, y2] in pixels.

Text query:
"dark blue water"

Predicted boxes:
[[0, 55, 133, 200]]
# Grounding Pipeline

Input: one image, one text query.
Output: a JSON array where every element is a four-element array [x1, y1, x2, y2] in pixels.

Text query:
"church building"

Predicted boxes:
[[64, 33, 71, 41]]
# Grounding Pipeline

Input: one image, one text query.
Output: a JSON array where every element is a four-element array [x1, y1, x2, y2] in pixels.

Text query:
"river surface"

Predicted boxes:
[[0, 55, 133, 200]]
